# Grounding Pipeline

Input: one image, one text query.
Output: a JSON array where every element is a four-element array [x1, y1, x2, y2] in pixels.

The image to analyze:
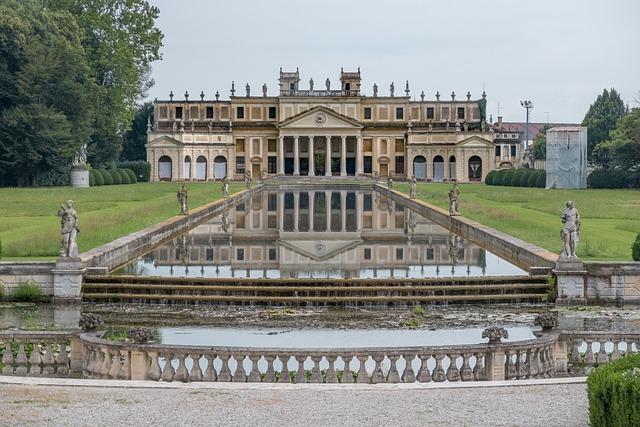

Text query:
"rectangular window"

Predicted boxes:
[[268, 193, 277, 211], [252, 138, 260, 154], [364, 156, 372, 173], [395, 139, 404, 152], [426, 248, 434, 260], [457, 107, 465, 119], [268, 248, 276, 261], [396, 107, 404, 119], [268, 139, 276, 152], [236, 157, 245, 173], [236, 248, 244, 261], [206, 106, 214, 119], [426, 107, 435, 119], [363, 138, 372, 152], [235, 138, 245, 152], [396, 248, 403, 260], [268, 156, 277, 174], [364, 248, 372, 260], [268, 106, 277, 119], [175, 107, 183, 119], [363, 194, 372, 211], [206, 248, 214, 261], [364, 107, 372, 119], [510, 145, 517, 156], [495, 146, 501, 156], [395, 156, 405, 174], [236, 106, 244, 119]]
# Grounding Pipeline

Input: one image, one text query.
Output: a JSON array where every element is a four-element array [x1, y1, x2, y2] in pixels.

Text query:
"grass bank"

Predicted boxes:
[[395, 183, 640, 261], [0, 182, 243, 260]]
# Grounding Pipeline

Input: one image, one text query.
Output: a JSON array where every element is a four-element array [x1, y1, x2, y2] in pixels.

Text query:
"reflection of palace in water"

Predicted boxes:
[[149, 191, 487, 278]]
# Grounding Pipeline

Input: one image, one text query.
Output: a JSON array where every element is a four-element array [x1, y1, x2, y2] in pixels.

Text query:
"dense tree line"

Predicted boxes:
[[0, 0, 162, 186]]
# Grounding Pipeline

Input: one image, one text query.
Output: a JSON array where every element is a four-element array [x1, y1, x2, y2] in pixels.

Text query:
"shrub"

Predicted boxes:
[[502, 169, 516, 187], [536, 170, 546, 188], [633, 234, 640, 261], [509, 169, 524, 187], [587, 353, 640, 427], [588, 169, 630, 189], [93, 169, 104, 186], [0, 280, 4, 300], [492, 169, 507, 186], [484, 170, 496, 185], [12, 280, 44, 302], [123, 168, 137, 183], [526, 170, 539, 187], [117, 161, 151, 182], [108, 169, 122, 185], [88, 169, 96, 186], [99, 169, 113, 185], [117, 168, 130, 185], [517, 169, 532, 187]]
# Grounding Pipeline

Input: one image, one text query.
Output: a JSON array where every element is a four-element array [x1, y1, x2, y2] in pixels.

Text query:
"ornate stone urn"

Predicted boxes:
[[128, 328, 153, 343], [534, 313, 558, 331], [482, 326, 509, 344], [79, 313, 104, 331]]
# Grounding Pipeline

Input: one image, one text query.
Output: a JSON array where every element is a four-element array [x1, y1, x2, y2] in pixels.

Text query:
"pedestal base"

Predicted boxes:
[[53, 258, 84, 301], [71, 168, 89, 188], [553, 256, 587, 305]]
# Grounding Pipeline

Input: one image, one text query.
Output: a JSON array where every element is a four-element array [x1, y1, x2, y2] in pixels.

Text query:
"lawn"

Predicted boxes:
[[0, 182, 243, 260], [395, 183, 640, 261]]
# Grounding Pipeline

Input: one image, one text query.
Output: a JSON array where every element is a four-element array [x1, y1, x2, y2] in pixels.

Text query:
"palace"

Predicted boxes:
[[147, 68, 496, 182]]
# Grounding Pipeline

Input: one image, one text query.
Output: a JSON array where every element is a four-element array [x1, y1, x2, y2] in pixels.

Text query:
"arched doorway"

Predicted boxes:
[[449, 155, 456, 180], [183, 156, 191, 179], [468, 156, 482, 181], [213, 156, 227, 179], [196, 155, 207, 180], [433, 155, 444, 182], [158, 156, 172, 181], [413, 155, 426, 179]]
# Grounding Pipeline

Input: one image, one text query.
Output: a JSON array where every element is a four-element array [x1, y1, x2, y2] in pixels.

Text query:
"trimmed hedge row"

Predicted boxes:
[[485, 168, 545, 188], [588, 169, 630, 189], [89, 168, 138, 186], [117, 161, 151, 182], [587, 353, 640, 427]]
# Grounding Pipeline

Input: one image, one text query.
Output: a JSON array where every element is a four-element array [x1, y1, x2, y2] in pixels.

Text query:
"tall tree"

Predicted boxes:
[[610, 108, 640, 186], [582, 88, 627, 159], [121, 102, 153, 161]]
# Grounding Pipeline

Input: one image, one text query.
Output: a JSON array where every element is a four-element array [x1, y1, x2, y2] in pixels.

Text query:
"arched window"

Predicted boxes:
[[196, 155, 207, 180], [433, 155, 444, 182], [213, 155, 227, 180], [468, 156, 482, 181], [158, 156, 172, 181], [449, 155, 457, 180], [184, 156, 191, 179], [413, 155, 426, 179]]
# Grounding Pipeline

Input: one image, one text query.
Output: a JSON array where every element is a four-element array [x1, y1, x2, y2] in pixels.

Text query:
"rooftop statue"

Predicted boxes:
[[58, 200, 79, 258], [309, 78, 314, 91], [390, 82, 394, 97], [262, 83, 267, 97], [373, 83, 378, 97], [325, 78, 330, 91]]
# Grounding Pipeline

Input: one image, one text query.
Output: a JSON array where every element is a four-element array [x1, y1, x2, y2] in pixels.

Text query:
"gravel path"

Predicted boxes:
[[0, 383, 587, 426]]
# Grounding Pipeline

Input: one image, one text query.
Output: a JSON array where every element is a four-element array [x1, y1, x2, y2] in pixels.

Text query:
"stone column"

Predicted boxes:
[[325, 191, 332, 231], [308, 136, 315, 176], [356, 193, 363, 231], [309, 191, 315, 231], [277, 136, 285, 175], [293, 136, 300, 176], [130, 350, 148, 380], [554, 258, 588, 305], [356, 135, 363, 175], [340, 136, 347, 176], [340, 191, 347, 232], [325, 136, 332, 176], [293, 191, 299, 232], [52, 259, 84, 301], [552, 335, 569, 376], [485, 347, 507, 381]]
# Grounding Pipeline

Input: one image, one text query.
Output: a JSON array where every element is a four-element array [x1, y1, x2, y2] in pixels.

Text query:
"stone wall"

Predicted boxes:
[[584, 262, 640, 303], [0, 262, 55, 296]]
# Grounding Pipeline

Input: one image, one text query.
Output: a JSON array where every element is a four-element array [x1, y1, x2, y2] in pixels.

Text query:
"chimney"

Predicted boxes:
[[497, 116, 503, 126]]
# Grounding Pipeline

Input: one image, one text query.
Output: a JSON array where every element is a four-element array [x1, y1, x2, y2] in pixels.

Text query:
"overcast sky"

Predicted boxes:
[[147, 0, 639, 124]]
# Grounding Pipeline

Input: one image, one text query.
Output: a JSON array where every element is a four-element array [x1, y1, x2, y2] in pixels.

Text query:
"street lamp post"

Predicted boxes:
[[520, 100, 533, 167]]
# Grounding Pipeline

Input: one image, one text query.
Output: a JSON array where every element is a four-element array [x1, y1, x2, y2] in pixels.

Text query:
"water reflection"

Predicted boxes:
[[117, 190, 525, 279]]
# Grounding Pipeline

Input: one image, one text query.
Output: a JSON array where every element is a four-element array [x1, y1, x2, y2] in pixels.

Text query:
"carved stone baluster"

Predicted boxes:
[[278, 354, 291, 383], [610, 340, 621, 361], [417, 354, 432, 383], [371, 354, 385, 384], [529, 348, 539, 378], [625, 338, 634, 357], [295, 355, 307, 384], [473, 353, 486, 380], [55, 339, 69, 375], [15, 342, 29, 376], [247, 354, 261, 382], [232, 354, 246, 382], [325, 355, 338, 383], [2, 342, 14, 375], [42, 341, 56, 376], [147, 352, 162, 381], [596, 339, 609, 365], [341, 354, 354, 384], [161, 353, 175, 382], [356, 355, 369, 383], [446, 352, 461, 382], [173, 353, 188, 382], [432, 353, 446, 382], [584, 340, 595, 374], [569, 339, 582, 375], [402, 353, 416, 383], [310, 355, 323, 383], [386, 354, 401, 383], [189, 354, 204, 382], [460, 353, 473, 381], [218, 353, 232, 382], [505, 350, 516, 380], [516, 350, 527, 379], [85, 346, 98, 378], [203, 354, 217, 382]]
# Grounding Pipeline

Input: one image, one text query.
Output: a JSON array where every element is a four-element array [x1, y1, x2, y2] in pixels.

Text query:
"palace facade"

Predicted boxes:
[[147, 68, 496, 182]]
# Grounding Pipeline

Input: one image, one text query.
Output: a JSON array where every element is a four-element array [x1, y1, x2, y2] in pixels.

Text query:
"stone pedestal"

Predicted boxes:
[[553, 256, 587, 305], [71, 167, 89, 188], [52, 258, 84, 301]]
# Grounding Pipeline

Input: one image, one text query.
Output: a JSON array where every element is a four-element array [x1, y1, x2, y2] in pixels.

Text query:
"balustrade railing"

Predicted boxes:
[[0, 331, 82, 377], [561, 331, 639, 376]]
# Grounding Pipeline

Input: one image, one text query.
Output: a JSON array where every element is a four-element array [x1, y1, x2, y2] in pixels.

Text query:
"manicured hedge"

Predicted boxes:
[[89, 168, 140, 186], [99, 169, 113, 185], [117, 168, 130, 184], [587, 353, 640, 427], [484, 170, 497, 185], [123, 168, 137, 183], [93, 169, 104, 186], [588, 169, 630, 189], [108, 169, 122, 185], [486, 168, 545, 188], [117, 161, 151, 182], [88, 169, 96, 186], [633, 233, 640, 261]]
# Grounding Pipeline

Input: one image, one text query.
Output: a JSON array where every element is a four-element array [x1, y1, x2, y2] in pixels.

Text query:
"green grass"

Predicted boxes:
[[395, 183, 640, 261], [0, 182, 243, 260]]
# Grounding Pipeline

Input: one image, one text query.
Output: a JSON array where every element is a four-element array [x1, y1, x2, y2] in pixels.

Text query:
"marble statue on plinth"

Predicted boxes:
[[222, 175, 230, 198], [561, 201, 580, 258], [58, 200, 79, 258], [410, 176, 417, 198], [448, 183, 460, 216], [244, 171, 252, 189], [387, 175, 393, 189], [72, 144, 87, 168], [177, 183, 188, 215]]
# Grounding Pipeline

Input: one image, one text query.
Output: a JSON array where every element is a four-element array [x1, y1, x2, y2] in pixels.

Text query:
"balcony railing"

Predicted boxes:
[[279, 89, 359, 97]]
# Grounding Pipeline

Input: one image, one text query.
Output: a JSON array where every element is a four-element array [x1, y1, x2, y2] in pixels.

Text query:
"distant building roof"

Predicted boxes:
[[495, 122, 581, 137]]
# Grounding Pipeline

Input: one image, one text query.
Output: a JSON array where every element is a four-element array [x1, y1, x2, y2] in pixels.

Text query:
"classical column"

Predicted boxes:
[[309, 191, 315, 231], [356, 193, 363, 231], [293, 136, 300, 176], [308, 136, 315, 176], [325, 191, 331, 231], [293, 191, 299, 232], [325, 136, 332, 176], [277, 136, 285, 175], [444, 155, 450, 181], [340, 136, 347, 176], [356, 135, 363, 175], [340, 191, 347, 232], [278, 192, 285, 231]]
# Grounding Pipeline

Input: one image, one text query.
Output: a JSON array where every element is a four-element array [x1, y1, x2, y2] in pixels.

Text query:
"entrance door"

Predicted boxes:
[[413, 156, 426, 179], [433, 155, 444, 182], [196, 156, 207, 180], [252, 163, 261, 178], [158, 156, 172, 181], [213, 156, 227, 179], [380, 164, 388, 176]]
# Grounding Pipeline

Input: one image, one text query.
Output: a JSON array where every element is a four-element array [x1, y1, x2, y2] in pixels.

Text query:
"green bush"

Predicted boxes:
[[117, 168, 130, 185], [123, 168, 137, 183], [88, 169, 96, 186], [492, 169, 507, 186], [633, 234, 640, 261], [117, 161, 151, 182], [588, 169, 630, 189], [526, 170, 539, 187], [108, 169, 122, 185], [93, 169, 104, 186], [517, 169, 532, 187], [502, 169, 516, 187], [0, 280, 4, 300], [12, 280, 45, 302], [484, 170, 496, 185], [587, 353, 640, 427], [536, 170, 546, 188], [509, 169, 524, 186], [99, 169, 113, 185]]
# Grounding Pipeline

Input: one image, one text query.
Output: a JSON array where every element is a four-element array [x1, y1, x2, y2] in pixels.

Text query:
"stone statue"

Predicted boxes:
[[448, 183, 460, 216], [222, 175, 230, 198], [428, 120, 433, 132], [463, 119, 469, 132], [245, 83, 250, 97], [390, 82, 394, 97], [72, 144, 87, 168], [172, 121, 177, 132], [387, 174, 393, 189], [561, 201, 580, 258], [244, 171, 252, 189], [262, 83, 267, 97], [309, 78, 314, 91], [325, 78, 330, 91], [410, 176, 417, 198], [445, 119, 450, 131], [221, 208, 230, 234], [455, 119, 461, 132], [373, 171, 380, 181], [177, 182, 188, 215], [373, 83, 378, 97], [58, 200, 79, 258]]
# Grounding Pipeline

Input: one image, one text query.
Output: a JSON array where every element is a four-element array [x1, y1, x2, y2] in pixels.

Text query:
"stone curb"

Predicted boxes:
[[0, 376, 586, 391]]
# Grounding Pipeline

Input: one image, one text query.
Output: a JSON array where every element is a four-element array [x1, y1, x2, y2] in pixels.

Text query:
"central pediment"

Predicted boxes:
[[456, 135, 495, 148], [278, 106, 363, 130], [278, 238, 362, 261]]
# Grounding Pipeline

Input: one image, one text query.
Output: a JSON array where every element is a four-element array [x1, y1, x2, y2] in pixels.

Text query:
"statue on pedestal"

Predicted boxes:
[[448, 183, 460, 216], [410, 176, 417, 198], [390, 82, 395, 97], [72, 144, 87, 168], [262, 83, 267, 97], [373, 83, 378, 97], [561, 201, 580, 258], [245, 83, 250, 97], [244, 171, 252, 189], [387, 174, 393, 189], [222, 175, 230, 198], [58, 200, 79, 258], [177, 182, 188, 215], [309, 78, 314, 91], [325, 78, 331, 91]]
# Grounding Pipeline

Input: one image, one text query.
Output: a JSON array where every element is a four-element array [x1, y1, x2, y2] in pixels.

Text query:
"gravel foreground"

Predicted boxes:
[[0, 383, 587, 426]]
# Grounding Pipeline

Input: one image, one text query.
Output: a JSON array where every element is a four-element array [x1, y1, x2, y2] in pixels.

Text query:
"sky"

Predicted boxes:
[[147, 0, 640, 124]]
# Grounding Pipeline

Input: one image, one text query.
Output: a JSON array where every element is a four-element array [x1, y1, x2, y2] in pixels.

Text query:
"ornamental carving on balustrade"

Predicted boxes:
[[79, 313, 104, 331], [128, 328, 154, 343], [534, 313, 558, 331], [482, 326, 509, 344]]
